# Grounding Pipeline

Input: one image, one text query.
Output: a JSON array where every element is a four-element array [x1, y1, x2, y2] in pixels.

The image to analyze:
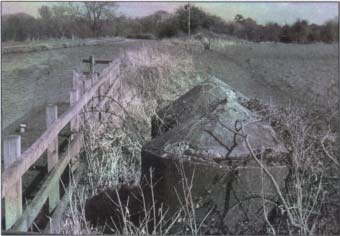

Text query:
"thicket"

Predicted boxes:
[[2, 3, 338, 43]]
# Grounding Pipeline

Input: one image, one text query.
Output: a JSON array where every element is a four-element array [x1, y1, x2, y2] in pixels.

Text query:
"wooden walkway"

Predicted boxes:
[[1, 56, 121, 233]]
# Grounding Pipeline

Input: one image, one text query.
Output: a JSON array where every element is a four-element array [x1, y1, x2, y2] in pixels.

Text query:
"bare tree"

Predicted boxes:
[[38, 6, 54, 38], [51, 5, 73, 38], [69, 2, 117, 37]]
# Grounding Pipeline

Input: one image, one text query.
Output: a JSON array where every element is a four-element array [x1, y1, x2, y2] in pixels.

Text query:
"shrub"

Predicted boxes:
[[126, 33, 155, 40], [243, 99, 339, 235], [157, 19, 178, 39]]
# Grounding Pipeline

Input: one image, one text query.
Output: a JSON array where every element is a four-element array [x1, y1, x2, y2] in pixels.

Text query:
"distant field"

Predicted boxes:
[[193, 41, 339, 111]]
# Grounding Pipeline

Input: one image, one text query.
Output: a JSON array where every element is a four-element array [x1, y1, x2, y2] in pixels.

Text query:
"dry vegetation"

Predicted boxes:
[[56, 39, 338, 235], [58, 42, 204, 234], [242, 98, 339, 235]]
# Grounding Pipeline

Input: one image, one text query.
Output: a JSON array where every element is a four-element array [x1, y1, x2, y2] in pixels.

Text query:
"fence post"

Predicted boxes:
[[4, 135, 22, 229], [109, 70, 112, 87], [70, 89, 81, 156], [72, 70, 79, 92], [89, 57, 96, 119], [70, 89, 80, 136], [46, 104, 59, 212], [98, 85, 102, 122], [85, 79, 92, 122], [89, 55, 95, 76], [73, 70, 84, 95], [90, 72, 97, 121], [89, 55, 95, 99]]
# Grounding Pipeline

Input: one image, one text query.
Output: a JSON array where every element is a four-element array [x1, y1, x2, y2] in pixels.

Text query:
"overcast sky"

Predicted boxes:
[[2, 1, 338, 25]]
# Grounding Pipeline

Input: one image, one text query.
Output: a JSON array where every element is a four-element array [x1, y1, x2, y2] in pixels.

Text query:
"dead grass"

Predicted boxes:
[[94, 164, 212, 235], [242, 99, 339, 235], [121, 42, 200, 104], [58, 41, 203, 234]]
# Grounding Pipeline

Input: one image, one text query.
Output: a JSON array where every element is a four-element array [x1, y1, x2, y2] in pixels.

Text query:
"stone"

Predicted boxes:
[[150, 77, 286, 162], [142, 77, 289, 234], [142, 156, 288, 234]]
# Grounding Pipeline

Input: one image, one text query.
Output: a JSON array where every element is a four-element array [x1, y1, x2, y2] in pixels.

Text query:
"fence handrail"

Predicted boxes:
[[11, 134, 81, 232], [1, 60, 120, 197]]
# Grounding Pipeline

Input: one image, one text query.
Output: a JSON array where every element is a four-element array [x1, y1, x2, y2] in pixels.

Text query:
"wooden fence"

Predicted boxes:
[[2, 57, 121, 232]]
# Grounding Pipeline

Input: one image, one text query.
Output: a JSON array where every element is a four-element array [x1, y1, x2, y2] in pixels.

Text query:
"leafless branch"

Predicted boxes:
[[321, 130, 339, 167], [245, 135, 301, 229]]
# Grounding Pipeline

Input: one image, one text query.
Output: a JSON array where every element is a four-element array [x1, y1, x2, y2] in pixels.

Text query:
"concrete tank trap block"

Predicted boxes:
[[142, 77, 288, 233]]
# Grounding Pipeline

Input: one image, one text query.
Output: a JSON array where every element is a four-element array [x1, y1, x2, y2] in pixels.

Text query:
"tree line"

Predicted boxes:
[[2, 3, 338, 43]]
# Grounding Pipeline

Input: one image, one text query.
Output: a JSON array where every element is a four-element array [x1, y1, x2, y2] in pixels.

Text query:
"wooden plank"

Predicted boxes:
[[46, 104, 59, 212], [81, 79, 93, 124], [95, 60, 112, 64], [46, 105, 59, 172], [72, 70, 85, 91], [80, 77, 92, 99], [2, 61, 120, 197], [82, 59, 111, 64], [82, 71, 100, 76], [43, 164, 82, 234], [90, 56, 95, 74], [70, 89, 80, 134], [3, 135, 22, 230], [3, 135, 21, 169], [72, 71, 82, 130], [11, 134, 81, 232], [70, 89, 81, 156]]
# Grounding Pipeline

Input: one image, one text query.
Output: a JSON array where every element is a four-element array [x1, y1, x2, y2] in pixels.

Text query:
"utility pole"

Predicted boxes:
[[185, 2, 191, 37], [188, 2, 191, 37]]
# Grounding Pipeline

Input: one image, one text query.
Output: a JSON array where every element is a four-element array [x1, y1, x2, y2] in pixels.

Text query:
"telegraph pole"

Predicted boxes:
[[185, 2, 191, 37], [188, 2, 191, 37]]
